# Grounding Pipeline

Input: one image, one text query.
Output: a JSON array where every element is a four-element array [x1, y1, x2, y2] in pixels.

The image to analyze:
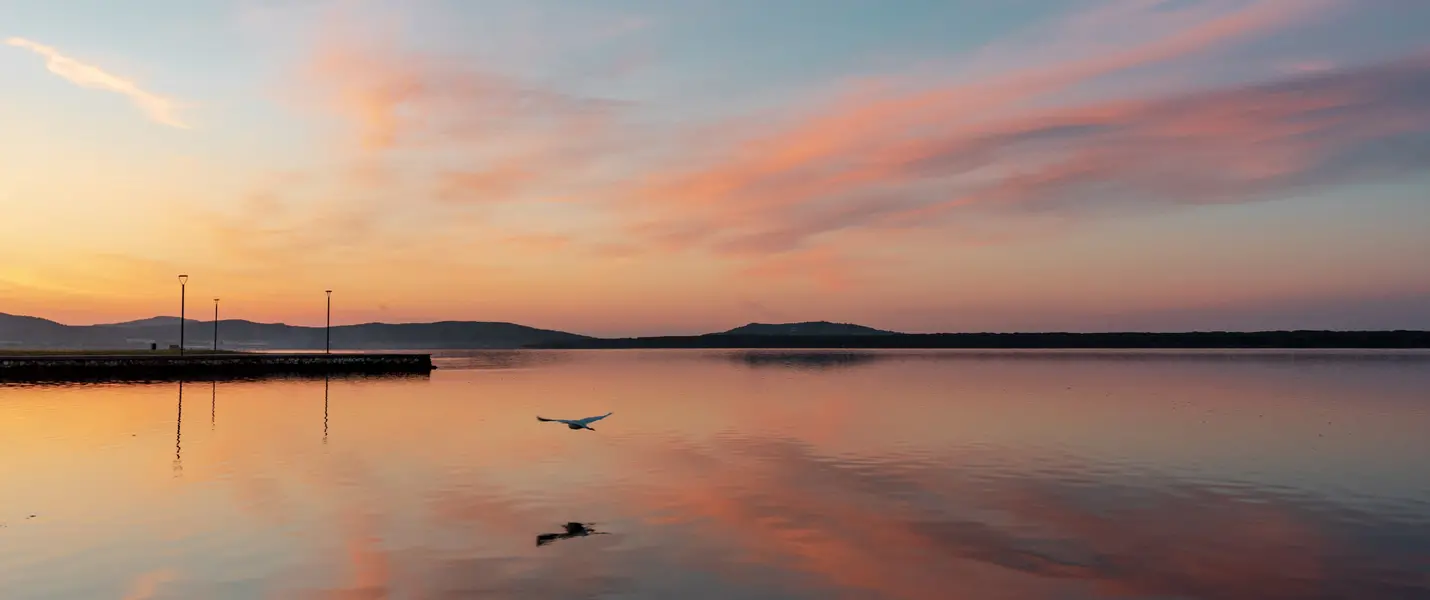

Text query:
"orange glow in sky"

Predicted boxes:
[[2, 0, 1429, 336]]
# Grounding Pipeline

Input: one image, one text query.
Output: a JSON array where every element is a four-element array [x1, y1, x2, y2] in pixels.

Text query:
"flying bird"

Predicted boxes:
[[537, 412, 612, 431]]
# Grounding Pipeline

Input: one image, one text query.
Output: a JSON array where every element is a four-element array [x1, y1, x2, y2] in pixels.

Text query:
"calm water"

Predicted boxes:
[[2, 349, 1429, 599]]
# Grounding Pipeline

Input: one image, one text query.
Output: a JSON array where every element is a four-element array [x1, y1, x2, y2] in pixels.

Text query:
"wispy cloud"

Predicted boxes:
[[206, 0, 1428, 297], [5, 37, 189, 129], [291, 13, 626, 157], [185, 4, 637, 276], [595, 0, 1426, 287], [738, 245, 890, 292]]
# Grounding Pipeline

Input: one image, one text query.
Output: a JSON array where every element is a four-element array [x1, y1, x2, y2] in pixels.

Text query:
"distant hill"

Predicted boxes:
[[0, 313, 69, 344], [721, 321, 898, 336], [528, 330, 1430, 349], [104, 316, 189, 328], [9, 311, 1430, 350], [0, 312, 589, 350]]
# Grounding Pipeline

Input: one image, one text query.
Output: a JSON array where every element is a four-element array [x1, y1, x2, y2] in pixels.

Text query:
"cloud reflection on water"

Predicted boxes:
[[186, 353, 1430, 598], [317, 429, 1430, 599], [3, 350, 1429, 599], [608, 434, 1430, 599]]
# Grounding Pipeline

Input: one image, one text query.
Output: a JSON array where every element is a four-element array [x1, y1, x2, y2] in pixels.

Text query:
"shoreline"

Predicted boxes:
[[0, 352, 436, 382]]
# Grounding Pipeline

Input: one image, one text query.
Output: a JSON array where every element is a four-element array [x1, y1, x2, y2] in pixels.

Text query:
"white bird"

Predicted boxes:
[[537, 412, 612, 431]]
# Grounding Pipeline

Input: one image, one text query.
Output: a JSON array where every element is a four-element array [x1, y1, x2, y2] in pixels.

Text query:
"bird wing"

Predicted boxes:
[[536, 416, 556, 422], [573, 412, 612, 425]]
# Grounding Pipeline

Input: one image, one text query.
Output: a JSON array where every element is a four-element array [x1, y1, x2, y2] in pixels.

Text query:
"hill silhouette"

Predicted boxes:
[[721, 321, 897, 336], [529, 329, 1430, 349], [5, 313, 1429, 350], [104, 316, 187, 328], [0, 312, 588, 350]]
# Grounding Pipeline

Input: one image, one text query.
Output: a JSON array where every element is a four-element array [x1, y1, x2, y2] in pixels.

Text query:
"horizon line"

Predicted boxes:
[[3, 311, 1428, 338]]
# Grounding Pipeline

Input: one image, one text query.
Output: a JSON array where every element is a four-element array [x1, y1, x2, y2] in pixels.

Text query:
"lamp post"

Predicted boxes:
[[213, 298, 220, 351], [178, 274, 188, 356], [325, 290, 333, 354]]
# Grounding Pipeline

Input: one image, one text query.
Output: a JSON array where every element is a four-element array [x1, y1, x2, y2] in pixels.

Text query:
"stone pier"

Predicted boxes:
[[0, 352, 435, 381]]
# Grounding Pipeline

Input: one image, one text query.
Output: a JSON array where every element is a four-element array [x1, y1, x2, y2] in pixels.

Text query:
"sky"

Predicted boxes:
[[2, 0, 1429, 336]]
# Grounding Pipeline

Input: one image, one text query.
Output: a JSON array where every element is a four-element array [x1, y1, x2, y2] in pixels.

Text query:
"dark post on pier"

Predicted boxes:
[[325, 289, 333, 354], [178, 274, 188, 355]]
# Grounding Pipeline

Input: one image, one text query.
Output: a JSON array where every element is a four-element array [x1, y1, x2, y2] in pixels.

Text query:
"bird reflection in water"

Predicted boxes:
[[535, 522, 607, 547]]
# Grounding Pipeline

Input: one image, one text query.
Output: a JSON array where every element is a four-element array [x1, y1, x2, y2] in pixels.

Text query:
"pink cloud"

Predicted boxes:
[[594, 0, 1347, 287], [1282, 59, 1338, 74], [601, 45, 1430, 287], [501, 233, 573, 252], [295, 17, 624, 157], [737, 245, 888, 292], [188, 3, 636, 273]]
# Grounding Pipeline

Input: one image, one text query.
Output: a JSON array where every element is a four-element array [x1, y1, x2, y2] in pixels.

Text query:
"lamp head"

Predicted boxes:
[[326, 290, 333, 296], [178, 274, 188, 284]]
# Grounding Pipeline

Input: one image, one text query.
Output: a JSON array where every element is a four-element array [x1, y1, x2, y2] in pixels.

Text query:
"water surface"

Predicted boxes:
[[2, 349, 1429, 599]]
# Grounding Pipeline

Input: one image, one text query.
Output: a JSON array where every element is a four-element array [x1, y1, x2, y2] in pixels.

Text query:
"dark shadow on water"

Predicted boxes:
[[728, 350, 885, 371], [535, 522, 608, 547], [431, 349, 575, 371]]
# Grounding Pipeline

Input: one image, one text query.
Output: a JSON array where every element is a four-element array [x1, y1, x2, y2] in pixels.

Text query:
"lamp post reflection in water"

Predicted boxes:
[[323, 375, 329, 444], [211, 381, 216, 430], [174, 380, 184, 477]]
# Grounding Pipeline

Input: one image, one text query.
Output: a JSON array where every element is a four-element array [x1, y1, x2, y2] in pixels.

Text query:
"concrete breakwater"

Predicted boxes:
[[0, 352, 435, 381]]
